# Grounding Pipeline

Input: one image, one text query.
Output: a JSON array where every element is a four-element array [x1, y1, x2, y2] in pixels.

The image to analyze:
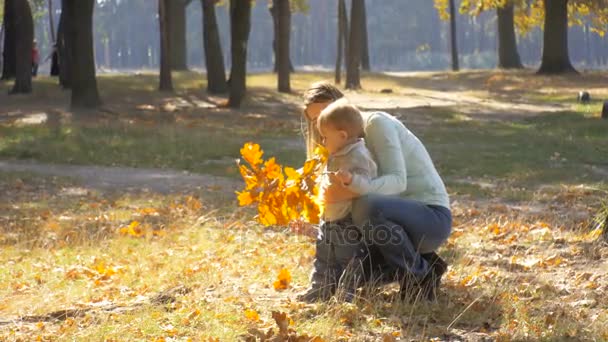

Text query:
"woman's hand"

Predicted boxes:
[[322, 182, 358, 203], [335, 170, 353, 185]]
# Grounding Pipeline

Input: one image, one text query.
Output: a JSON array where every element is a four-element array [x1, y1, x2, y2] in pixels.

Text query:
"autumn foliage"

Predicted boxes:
[[236, 142, 327, 226]]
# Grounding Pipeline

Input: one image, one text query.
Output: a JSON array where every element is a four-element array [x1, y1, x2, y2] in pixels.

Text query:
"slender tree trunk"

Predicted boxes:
[[360, 0, 370, 71], [159, 0, 173, 91], [448, 0, 459, 71], [497, 3, 523, 69], [270, 1, 278, 73], [345, 0, 363, 89], [66, 0, 101, 109], [428, 0, 441, 57], [277, 0, 290, 93], [57, 1, 71, 88], [334, 0, 346, 84], [168, 0, 187, 70], [10, 0, 33, 94], [1, 0, 16, 80], [0, 25, 4, 74], [584, 23, 591, 67], [202, 0, 227, 93], [227, 0, 252, 108], [538, 0, 575, 74], [48, 0, 56, 42]]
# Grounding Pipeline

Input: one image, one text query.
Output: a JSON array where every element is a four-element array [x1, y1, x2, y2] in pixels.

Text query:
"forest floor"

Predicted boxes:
[[1, 70, 608, 341]]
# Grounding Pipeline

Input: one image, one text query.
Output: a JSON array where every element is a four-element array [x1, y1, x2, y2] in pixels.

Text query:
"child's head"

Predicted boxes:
[[316, 98, 364, 154]]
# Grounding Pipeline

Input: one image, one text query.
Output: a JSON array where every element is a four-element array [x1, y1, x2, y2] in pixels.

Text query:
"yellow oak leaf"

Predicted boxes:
[[241, 142, 264, 167]]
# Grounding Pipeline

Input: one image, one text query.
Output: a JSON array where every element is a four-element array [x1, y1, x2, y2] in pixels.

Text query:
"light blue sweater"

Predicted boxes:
[[346, 111, 450, 209]]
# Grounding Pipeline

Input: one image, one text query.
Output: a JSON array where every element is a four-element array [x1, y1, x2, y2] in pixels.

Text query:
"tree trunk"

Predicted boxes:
[[448, 0, 459, 71], [48, 0, 56, 42], [496, 3, 523, 69], [168, 0, 187, 70], [270, 1, 278, 73], [0, 24, 4, 74], [10, 0, 33, 94], [334, 0, 346, 84], [159, 0, 173, 91], [57, 1, 71, 88], [360, 0, 370, 71], [538, 0, 576, 74], [270, 0, 294, 74], [227, 0, 252, 108], [66, 0, 101, 109], [277, 0, 290, 93], [345, 0, 363, 89], [1, 0, 16, 80], [584, 23, 591, 67], [202, 0, 227, 94]]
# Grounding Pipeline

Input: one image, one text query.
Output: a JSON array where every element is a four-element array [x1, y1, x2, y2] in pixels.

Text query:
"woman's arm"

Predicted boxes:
[[346, 116, 407, 195]]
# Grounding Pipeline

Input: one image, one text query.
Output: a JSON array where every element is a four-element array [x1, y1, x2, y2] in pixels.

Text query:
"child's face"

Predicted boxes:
[[318, 122, 348, 154]]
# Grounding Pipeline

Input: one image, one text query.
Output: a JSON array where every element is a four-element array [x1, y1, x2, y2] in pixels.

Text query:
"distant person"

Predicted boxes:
[[44, 44, 60, 77], [32, 40, 40, 77]]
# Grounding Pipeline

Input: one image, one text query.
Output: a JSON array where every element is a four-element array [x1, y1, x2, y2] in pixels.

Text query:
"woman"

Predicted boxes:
[[302, 82, 452, 300]]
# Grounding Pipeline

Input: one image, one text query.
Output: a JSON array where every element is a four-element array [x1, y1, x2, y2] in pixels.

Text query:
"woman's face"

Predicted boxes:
[[304, 102, 331, 125]]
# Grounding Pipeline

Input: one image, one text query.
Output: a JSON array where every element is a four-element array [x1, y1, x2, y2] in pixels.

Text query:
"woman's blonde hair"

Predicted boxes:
[[302, 82, 344, 158]]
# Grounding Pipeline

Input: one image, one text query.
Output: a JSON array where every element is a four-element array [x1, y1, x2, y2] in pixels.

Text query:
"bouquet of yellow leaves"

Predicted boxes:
[[236, 142, 328, 226]]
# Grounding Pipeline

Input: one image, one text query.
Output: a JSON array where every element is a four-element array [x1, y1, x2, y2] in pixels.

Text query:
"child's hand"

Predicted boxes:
[[335, 170, 353, 185]]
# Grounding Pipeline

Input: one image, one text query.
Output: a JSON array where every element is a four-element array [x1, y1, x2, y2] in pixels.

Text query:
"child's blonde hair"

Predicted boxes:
[[302, 82, 344, 158], [317, 98, 364, 140]]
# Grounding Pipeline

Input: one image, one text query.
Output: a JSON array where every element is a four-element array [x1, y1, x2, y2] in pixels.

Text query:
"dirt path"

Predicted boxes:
[[0, 160, 240, 194]]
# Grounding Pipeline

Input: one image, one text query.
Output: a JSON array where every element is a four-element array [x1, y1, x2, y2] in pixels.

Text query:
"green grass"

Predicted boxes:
[[0, 123, 306, 177], [2, 108, 606, 200], [414, 109, 608, 199]]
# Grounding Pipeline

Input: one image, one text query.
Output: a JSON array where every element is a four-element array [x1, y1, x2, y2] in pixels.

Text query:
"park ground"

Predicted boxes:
[[0, 70, 608, 341]]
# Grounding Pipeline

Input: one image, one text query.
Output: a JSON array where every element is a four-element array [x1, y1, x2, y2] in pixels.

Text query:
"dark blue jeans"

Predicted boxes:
[[351, 195, 452, 282]]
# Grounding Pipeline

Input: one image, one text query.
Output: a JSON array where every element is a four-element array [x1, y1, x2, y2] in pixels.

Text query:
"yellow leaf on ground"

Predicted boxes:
[[273, 268, 291, 290], [244, 309, 260, 322]]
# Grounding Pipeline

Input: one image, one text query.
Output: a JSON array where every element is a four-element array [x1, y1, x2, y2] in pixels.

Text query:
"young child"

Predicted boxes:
[[32, 40, 40, 77], [297, 99, 377, 303]]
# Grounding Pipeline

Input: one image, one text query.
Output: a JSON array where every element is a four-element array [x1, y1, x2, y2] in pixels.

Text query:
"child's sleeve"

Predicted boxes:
[[343, 148, 377, 195]]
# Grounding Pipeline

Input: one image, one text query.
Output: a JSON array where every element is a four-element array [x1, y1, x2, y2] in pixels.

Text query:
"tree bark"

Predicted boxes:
[[276, 0, 290, 93], [227, 0, 252, 108], [496, 3, 523, 69], [66, 0, 101, 109], [57, 0, 71, 88], [448, 0, 459, 71], [1, 0, 16, 80], [345, 0, 363, 89], [168, 0, 187, 70], [202, 0, 227, 93], [538, 0, 576, 74], [334, 0, 348, 84], [10, 0, 33, 94], [159, 0, 173, 91], [48, 0, 56, 42], [270, 0, 294, 74], [360, 0, 370, 71]]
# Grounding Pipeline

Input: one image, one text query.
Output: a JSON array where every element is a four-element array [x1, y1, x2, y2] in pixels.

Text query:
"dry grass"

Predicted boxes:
[[1, 70, 608, 340], [0, 171, 607, 341]]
